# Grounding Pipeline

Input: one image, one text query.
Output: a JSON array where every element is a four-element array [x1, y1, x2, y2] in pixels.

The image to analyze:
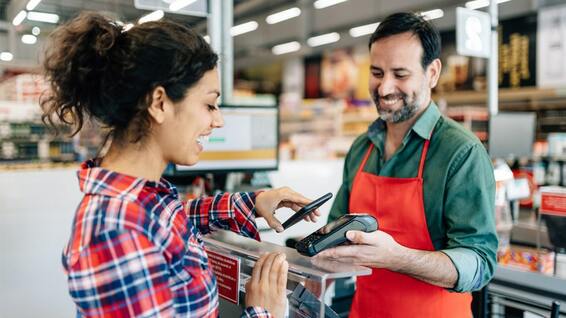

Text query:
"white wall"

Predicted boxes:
[[0, 168, 80, 317]]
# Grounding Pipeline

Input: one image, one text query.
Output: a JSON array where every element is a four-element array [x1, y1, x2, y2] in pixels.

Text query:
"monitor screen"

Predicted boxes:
[[174, 105, 279, 174], [489, 112, 536, 159]]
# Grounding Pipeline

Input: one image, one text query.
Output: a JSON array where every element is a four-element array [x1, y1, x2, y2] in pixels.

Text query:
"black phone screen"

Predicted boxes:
[[282, 192, 333, 230]]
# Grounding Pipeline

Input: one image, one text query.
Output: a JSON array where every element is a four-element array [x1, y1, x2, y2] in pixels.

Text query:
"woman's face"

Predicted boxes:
[[159, 68, 223, 166]]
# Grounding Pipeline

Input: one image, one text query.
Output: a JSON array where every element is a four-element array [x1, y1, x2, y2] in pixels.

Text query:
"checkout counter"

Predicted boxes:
[[203, 230, 371, 317]]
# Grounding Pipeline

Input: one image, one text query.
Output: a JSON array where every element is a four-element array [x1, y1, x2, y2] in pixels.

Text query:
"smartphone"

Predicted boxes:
[[281, 192, 333, 230], [296, 214, 378, 256]]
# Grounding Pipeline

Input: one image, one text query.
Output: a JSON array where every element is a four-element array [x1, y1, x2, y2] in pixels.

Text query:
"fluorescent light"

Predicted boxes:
[[230, 21, 258, 37], [21, 34, 37, 44], [0, 52, 14, 62], [138, 10, 164, 24], [349, 22, 380, 38], [169, 0, 197, 12], [266, 7, 301, 24], [26, 0, 41, 11], [307, 32, 340, 47], [272, 41, 301, 55], [12, 11, 27, 26], [420, 9, 444, 20], [32, 26, 40, 35], [465, 0, 512, 10], [203, 35, 210, 43], [27, 11, 59, 23], [314, 0, 348, 9]]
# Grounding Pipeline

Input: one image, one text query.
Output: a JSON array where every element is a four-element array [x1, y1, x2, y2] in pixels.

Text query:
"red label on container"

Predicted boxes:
[[540, 193, 566, 216], [206, 249, 240, 304]]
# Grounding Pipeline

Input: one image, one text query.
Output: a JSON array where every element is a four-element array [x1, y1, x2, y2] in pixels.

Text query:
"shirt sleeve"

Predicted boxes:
[[328, 148, 353, 224], [440, 143, 498, 292], [186, 192, 261, 240], [66, 230, 175, 317], [242, 306, 273, 318]]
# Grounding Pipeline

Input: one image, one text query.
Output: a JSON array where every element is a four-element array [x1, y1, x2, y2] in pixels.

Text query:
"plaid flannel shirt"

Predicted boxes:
[[62, 159, 272, 317]]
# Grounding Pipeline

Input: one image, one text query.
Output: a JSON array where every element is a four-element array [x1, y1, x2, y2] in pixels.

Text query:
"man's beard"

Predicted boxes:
[[372, 91, 422, 123]]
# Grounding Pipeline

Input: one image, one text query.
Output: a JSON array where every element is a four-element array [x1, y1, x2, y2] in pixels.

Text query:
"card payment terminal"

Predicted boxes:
[[296, 214, 378, 256]]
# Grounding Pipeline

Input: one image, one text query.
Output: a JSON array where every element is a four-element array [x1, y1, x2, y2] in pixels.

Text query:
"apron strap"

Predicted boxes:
[[358, 142, 374, 175], [417, 132, 433, 179]]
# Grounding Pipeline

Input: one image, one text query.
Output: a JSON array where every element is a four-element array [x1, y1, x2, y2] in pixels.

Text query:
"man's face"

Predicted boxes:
[[369, 32, 439, 123]]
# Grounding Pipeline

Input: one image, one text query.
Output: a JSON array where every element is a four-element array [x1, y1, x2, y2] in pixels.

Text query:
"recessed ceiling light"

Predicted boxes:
[[314, 0, 348, 9], [349, 22, 380, 38], [231, 21, 258, 37], [266, 7, 301, 24], [12, 11, 27, 26], [272, 41, 301, 55], [26, 0, 42, 11], [27, 11, 59, 24], [307, 32, 340, 47], [0, 52, 14, 62], [21, 34, 37, 45], [419, 9, 444, 21]]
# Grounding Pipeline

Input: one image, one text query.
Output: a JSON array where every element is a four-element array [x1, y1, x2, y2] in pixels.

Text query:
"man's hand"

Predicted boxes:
[[315, 230, 406, 270], [315, 230, 458, 288], [255, 187, 320, 232]]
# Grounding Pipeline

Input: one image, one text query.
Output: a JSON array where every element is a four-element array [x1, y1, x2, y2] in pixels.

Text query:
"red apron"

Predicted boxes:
[[348, 135, 472, 318]]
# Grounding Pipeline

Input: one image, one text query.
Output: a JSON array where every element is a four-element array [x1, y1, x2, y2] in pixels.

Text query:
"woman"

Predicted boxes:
[[41, 12, 317, 317]]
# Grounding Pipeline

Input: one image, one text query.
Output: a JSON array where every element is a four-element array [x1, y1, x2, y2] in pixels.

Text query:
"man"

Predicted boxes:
[[316, 12, 498, 317]]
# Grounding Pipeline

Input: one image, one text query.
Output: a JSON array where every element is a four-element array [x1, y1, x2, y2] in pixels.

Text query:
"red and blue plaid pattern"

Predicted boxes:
[[62, 159, 272, 317]]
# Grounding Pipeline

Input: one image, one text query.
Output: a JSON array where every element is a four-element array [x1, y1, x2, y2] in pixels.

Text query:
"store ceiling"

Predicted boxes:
[[0, 0, 562, 72]]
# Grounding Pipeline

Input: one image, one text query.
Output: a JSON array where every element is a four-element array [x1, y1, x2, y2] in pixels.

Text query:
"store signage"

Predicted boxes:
[[456, 7, 491, 58], [540, 187, 566, 217], [206, 249, 241, 304], [134, 0, 207, 17]]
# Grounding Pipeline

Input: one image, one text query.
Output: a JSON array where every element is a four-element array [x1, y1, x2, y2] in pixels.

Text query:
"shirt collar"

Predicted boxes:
[[368, 101, 441, 141], [77, 158, 178, 199]]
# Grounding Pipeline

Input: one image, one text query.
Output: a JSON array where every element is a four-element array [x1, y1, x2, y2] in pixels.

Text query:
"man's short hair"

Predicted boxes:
[[369, 12, 441, 69]]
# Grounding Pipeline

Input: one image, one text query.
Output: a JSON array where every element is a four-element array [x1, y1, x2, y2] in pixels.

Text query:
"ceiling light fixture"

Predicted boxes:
[[230, 21, 258, 37], [169, 0, 197, 12], [272, 41, 301, 55], [349, 22, 380, 38], [21, 34, 37, 44], [307, 32, 340, 47], [138, 10, 164, 24], [0, 52, 14, 62], [266, 7, 301, 24], [32, 26, 41, 35], [26, 0, 42, 11], [465, 0, 512, 10], [419, 9, 444, 20], [314, 0, 348, 9], [27, 11, 59, 23], [12, 10, 27, 26]]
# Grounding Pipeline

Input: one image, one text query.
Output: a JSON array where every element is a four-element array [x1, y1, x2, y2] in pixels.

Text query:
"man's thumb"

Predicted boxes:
[[346, 230, 367, 244]]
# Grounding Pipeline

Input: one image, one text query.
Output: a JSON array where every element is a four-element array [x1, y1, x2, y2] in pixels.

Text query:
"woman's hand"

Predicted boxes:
[[245, 252, 289, 318], [255, 187, 320, 232]]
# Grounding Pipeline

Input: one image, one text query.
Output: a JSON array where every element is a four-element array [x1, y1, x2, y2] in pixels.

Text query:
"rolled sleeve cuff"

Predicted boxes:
[[441, 247, 484, 292], [243, 306, 272, 318]]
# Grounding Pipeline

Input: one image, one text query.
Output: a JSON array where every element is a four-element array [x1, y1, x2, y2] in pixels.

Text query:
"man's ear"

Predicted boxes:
[[427, 58, 442, 89], [147, 86, 167, 124]]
